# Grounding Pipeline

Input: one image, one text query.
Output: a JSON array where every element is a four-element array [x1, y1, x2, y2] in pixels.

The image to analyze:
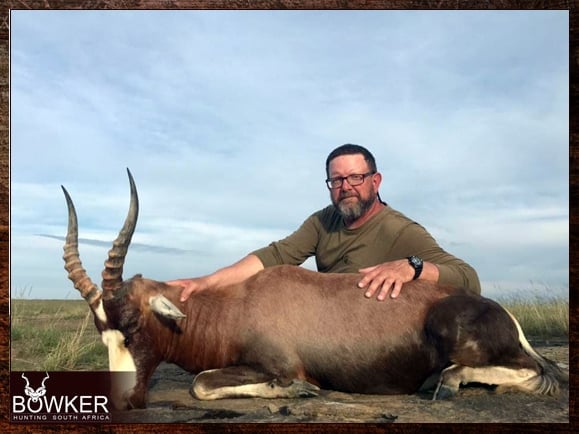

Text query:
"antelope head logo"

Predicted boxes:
[[21, 373, 50, 402]]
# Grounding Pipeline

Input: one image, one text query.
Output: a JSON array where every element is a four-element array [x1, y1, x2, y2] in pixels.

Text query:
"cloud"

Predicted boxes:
[[36, 234, 196, 255], [10, 10, 568, 299]]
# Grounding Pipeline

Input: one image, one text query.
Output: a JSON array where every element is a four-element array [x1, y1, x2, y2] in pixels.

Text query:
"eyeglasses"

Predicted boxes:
[[325, 172, 376, 189]]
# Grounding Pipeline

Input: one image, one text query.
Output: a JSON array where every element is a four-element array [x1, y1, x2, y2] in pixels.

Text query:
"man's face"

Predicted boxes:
[[327, 154, 380, 221]]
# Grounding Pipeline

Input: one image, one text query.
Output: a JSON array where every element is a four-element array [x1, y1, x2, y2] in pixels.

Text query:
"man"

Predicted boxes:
[[171, 144, 481, 302]]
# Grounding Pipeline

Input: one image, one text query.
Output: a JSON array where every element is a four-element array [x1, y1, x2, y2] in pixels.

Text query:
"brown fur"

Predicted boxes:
[[110, 266, 567, 407], [110, 266, 461, 405]]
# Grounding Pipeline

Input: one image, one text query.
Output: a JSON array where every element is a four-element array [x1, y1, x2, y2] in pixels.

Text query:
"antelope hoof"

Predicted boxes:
[[284, 379, 320, 398], [432, 384, 457, 401]]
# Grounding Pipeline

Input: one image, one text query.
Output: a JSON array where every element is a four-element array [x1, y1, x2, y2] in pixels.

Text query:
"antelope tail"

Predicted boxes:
[[505, 309, 569, 396]]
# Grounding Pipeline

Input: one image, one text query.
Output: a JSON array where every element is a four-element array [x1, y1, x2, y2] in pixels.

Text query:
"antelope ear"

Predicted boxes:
[[149, 294, 186, 320]]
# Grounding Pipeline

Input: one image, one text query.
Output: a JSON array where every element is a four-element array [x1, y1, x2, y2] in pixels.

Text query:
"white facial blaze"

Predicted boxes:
[[94, 299, 107, 324], [101, 329, 137, 409], [102, 329, 136, 372]]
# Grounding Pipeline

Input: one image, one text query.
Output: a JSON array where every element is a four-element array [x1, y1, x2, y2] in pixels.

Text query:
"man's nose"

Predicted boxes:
[[341, 178, 354, 190]]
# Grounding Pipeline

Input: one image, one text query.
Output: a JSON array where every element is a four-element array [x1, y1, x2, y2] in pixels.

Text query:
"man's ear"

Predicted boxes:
[[373, 172, 382, 190]]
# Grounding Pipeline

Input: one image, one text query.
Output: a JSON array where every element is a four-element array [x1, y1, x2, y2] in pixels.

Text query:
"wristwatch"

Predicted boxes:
[[407, 256, 423, 280]]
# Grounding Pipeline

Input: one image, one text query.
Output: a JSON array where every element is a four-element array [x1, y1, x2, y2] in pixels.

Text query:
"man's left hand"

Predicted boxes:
[[358, 259, 415, 300]]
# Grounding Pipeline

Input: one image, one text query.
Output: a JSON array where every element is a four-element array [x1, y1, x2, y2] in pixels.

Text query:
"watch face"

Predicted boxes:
[[409, 256, 422, 267]]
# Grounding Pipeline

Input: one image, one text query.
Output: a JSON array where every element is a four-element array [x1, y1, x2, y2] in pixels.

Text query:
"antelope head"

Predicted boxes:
[[61, 169, 185, 408]]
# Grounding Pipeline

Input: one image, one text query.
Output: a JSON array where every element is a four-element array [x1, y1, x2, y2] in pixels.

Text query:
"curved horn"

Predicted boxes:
[[101, 168, 139, 293], [62, 186, 102, 308]]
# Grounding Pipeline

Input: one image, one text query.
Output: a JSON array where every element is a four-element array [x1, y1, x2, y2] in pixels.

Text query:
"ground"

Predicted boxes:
[[114, 343, 569, 424]]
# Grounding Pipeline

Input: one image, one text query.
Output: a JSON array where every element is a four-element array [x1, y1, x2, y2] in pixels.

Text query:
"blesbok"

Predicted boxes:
[[61, 169, 567, 409]]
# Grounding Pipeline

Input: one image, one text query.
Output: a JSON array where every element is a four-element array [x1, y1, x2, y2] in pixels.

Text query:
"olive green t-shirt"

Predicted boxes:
[[252, 205, 481, 294]]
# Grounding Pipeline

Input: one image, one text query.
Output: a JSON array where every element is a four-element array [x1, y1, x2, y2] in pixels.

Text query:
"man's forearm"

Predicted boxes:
[[419, 261, 440, 283], [206, 254, 265, 289]]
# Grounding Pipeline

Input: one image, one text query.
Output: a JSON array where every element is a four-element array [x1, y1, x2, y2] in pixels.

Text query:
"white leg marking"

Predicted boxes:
[[192, 381, 286, 400], [435, 364, 538, 398], [460, 366, 537, 388], [192, 372, 320, 401], [433, 363, 460, 399]]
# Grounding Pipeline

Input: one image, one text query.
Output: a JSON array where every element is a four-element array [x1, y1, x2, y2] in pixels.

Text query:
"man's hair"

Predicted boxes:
[[325, 144, 378, 177]]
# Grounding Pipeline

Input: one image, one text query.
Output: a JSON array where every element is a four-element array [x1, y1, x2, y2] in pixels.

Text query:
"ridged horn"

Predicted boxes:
[[62, 185, 102, 307], [101, 168, 139, 293]]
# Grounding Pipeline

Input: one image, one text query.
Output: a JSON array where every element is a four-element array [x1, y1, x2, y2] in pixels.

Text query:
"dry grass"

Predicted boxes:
[[10, 298, 108, 371], [499, 296, 568, 341]]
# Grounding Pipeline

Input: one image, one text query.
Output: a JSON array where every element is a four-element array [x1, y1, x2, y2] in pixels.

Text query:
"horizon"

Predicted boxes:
[[10, 10, 569, 301]]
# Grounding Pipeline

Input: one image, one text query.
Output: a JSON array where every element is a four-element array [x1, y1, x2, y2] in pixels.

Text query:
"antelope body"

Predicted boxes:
[[61, 170, 568, 409]]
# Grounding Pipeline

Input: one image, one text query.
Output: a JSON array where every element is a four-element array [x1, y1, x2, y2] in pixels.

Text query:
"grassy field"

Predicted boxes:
[[9, 295, 569, 372], [496, 295, 569, 340], [11, 299, 108, 371]]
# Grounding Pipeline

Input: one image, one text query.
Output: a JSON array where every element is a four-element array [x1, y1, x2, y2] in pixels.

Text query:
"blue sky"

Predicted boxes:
[[10, 10, 568, 300]]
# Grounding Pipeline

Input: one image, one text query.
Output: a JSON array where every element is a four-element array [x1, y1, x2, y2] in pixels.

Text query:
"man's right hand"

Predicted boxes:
[[166, 278, 207, 302], [166, 254, 265, 303]]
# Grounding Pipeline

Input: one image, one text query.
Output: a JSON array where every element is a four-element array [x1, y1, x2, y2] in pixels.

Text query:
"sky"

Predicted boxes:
[[10, 10, 569, 301]]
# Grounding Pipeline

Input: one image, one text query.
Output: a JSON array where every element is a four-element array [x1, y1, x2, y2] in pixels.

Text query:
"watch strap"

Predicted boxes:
[[407, 256, 423, 280]]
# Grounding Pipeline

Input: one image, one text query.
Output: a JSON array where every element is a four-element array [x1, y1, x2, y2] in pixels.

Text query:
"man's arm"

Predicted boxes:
[[169, 213, 321, 302], [167, 254, 265, 302], [252, 213, 320, 268], [358, 222, 481, 300]]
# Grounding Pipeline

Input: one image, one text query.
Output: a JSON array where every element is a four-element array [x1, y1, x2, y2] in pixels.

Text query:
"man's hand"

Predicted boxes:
[[167, 255, 265, 302], [358, 259, 415, 300], [166, 278, 207, 302]]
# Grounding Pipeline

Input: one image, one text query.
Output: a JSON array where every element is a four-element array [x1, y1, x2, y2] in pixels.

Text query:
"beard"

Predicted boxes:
[[333, 192, 376, 222]]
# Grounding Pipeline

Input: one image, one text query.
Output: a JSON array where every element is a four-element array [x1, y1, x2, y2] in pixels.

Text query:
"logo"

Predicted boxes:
[[11, 372, 113, 423], [22, 372, 49, 403]]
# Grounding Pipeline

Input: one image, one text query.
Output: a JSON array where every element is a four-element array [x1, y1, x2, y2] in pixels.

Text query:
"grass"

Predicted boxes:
[[498, 296, 569, 342], [10, 292, 568, 372], [10, 298, 108, 371]]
